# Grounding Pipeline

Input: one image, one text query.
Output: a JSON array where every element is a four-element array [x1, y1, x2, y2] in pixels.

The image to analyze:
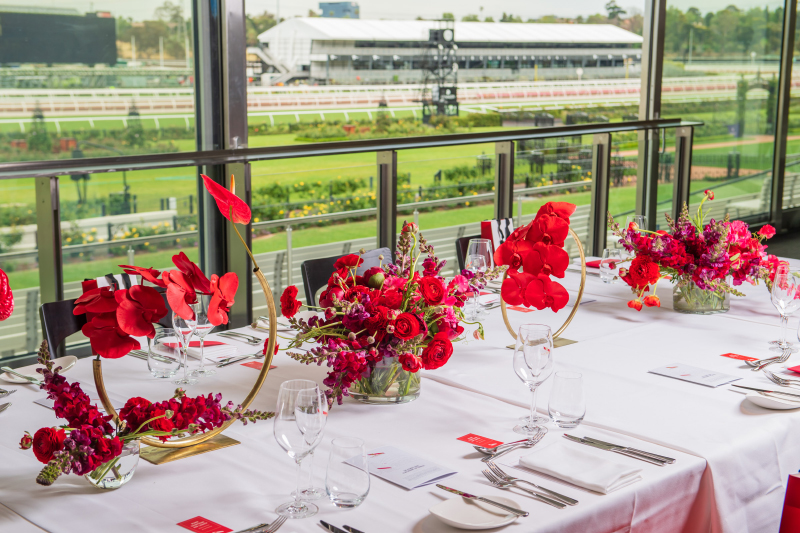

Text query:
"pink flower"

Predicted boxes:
[[758, 224, 776, 239]]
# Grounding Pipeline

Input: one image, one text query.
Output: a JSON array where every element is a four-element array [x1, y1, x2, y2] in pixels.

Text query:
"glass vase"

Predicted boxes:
[[672, 281, 730, 315], [349, 355, 421, 404], [85, 439, 140, 490]]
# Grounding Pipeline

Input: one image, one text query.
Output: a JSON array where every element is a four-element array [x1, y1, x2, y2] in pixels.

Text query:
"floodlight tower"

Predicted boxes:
[[418, 19, 459, 123]]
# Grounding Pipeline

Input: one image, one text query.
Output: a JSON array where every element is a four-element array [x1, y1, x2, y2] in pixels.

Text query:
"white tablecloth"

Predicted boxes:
[[2, 263, 799, 533]]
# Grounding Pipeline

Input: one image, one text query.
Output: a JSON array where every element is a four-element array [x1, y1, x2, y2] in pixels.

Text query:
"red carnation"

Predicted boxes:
[[202, 174, 251, 225], [94, 436, 123, 464], [419, 276, 447, 306], [280, 286, 302, 318], [334, 254, 363, 271], [172, 252, 211, 293], [208, 273, 238, 326], [115, 285, 168, 338], [119, 397, 153, 433], [81, 313, 139, 359], [393, 312, 421, 340], [0, 267, 13, 321], [758, 224, 776, 239], [377, 289, 403, 310], [32, 427, 66, 464], [398, 352, 422, 372], [420, 333, 453, 370]]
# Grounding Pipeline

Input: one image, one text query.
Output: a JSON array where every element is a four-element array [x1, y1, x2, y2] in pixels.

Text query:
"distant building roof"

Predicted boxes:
[[0, 4, 81, 15]]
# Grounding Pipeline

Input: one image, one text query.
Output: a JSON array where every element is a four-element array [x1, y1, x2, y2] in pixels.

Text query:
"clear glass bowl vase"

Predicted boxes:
[[673, 281, 730, 315], [85, 439, 140, 490], [349, 356, 421, 404]]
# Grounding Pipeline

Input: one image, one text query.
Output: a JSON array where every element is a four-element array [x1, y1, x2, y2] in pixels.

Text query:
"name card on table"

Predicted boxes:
[[457, 433, 503, 448], [350, 445, 456, 490], [177, 517, 231, 533], [648, 363, 741, 388]]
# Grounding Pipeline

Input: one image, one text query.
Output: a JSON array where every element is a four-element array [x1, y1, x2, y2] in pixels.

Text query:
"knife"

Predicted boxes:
[[582, 437, 676, 464], [0, 403, 11, 414], [320, 521, 348, 533], [1, 367, 42, 385], [563, 435, 667, 466], [732, 384, 800, 400], [343, 526, 365, 533], [436, 484, 529, 517], [217, 353, 262, 367]]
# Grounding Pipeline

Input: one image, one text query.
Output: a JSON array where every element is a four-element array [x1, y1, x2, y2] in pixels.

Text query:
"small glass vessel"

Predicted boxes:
[[349, 355, 421, 404], [673, 281, 730, 315], [85, 439, 140, 490]]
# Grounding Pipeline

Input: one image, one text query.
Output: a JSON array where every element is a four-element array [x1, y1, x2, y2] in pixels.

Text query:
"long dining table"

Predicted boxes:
[[2, 259, 800, 533]]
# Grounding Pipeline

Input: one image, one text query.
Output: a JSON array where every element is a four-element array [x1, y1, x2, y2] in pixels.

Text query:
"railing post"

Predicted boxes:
[[672, 126, 694, 221], [589, 133, 612, 256], [494, 141, 514, 219], [517, 195, 523, 227], [35, 176, 64, 356], [286, 225, 293, 287], [377, 150, 398, 251]]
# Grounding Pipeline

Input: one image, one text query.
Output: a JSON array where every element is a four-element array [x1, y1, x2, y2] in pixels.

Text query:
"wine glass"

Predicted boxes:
[[467, 238, 494, 269], [770, 265, 800, 352], [292, 450, 325, 501], [513, 324, 554, 435], [274, 380, 328, 519], [465, 254, 487, 321], [190, 297, 215, 377], [172, 311, 198, 386], [625, 215, 648, 232], [148, 328, 182, 379], [600, 248, 622, 284]]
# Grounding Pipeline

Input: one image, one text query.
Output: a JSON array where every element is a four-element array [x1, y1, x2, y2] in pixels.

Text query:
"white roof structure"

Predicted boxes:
[[258, 18, 642, 71]]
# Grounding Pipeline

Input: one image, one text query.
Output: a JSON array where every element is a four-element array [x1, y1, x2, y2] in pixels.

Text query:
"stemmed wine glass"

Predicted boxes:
[[274, 380, 328, 519], [466, 238, 494, 269], [191, 296, 216, 377], [465, 254, 487, 321], [172, 311, 198, 386], [513, 324, 554, 435], [770, 265, 800, 353]]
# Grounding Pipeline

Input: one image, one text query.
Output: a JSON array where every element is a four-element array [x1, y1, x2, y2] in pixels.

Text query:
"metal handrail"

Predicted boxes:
[[0, 119, 701, 180]]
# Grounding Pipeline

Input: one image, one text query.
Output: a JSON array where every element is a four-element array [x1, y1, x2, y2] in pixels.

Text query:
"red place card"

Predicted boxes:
[[241, 361, 277, 370], [720, 353, 758, 362], [458, 433, 504, 448], [787, 365, 800, 374], [508, 305, 533, 313], [177, 517, 232, 533]]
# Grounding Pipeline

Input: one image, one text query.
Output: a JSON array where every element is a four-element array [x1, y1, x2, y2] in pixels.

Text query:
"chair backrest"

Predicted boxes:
[[455, 234, 481, 272], [300, 247, 392, 308], [96, 273, 140, 290], [40, 287, 172, 355]]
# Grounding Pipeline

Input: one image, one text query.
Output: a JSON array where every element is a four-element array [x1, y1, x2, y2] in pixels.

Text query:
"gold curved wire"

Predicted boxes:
[[93, 267, 278, 448], [500, 227, 587, 340]]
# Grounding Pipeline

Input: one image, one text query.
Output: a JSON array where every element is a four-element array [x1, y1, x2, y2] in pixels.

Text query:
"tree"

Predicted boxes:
[[307, 9, 319, 17], [461, 14, 480, 21], [484, 16, 494, 22], [154, 0, 184, 24], [605, 0, 626, 21], [246, 11, 278, 46], [500, 12, 523, 23], [442, 12, 455, 20]]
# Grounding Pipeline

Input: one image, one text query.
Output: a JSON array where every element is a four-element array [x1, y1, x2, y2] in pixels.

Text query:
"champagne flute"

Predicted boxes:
[[191, 296, 215, 377], [770, 265, 800, 352], [513, 324, 554, 435], [172, 311, 198, 386], [274, 380, 328, 519], [465, 254, 487, 320]]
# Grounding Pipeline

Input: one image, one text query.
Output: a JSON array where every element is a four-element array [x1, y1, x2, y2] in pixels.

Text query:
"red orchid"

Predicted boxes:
[[81, 313, 140, 359], [536, 201, 576, 222], [522, 242, 569, 278], [524, 274, 569, 312], [208, 273, 238, 326], [163, 270, 197, 321], [119, 265, 165, 287], [500, 269, 536, 306], [0, 267, 13, 321], [172, 252, 211, 293], [526, 214, 570, 247], [494, 238, 533, 270], [115, 285, 168, 338], [202, 174, 251, 225], [73, 287, 119, 315]]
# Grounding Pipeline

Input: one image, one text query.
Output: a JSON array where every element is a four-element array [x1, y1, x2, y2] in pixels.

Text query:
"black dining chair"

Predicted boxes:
[[455, 234, 481, 272], [300, 247, 392, 307]]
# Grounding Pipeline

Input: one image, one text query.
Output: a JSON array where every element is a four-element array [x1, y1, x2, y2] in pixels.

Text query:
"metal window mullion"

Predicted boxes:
[[494, 141, 514, 220], [35, 176, 64, 357], [377, 150, 398, 252], [589, 133, 612, 256], [672, 127, 694, 221]]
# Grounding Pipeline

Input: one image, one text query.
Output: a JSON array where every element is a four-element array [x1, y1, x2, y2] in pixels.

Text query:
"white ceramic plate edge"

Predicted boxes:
[[0, 355, 77, 384], [746, 391, 800, 410], [429, 495, 521, 530]]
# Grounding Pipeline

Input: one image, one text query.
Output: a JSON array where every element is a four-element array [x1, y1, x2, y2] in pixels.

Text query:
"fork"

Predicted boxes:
[[746, 348, 790, 369], [763, 369, 800, 389], [0, 388, 15, 398], [754, 349, 792, 371], [481, 427, 546, 463], [481, 470, 566, 509], [486, 462, 578, 505], [218, 331, 262, 345], [264, 516, 287, 532]]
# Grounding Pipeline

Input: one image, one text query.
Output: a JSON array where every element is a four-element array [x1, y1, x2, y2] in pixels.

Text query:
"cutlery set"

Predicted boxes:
[[218, 331, 264, 345], [563, 435, 674, 466], [745, 348, 791, 371], [232, 516, 287, 533], [0, 366, 42, 385], [320, 521, 365, 533], [216, 352, 265, 368], [128, 350, 183, 367], [479, 428, 546, 463]]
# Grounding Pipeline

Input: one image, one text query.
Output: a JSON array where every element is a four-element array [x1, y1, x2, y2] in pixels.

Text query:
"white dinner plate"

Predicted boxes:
[[1, 355, 77, 384], [746, 391, 800, 410], [429, 495, 521, 530]]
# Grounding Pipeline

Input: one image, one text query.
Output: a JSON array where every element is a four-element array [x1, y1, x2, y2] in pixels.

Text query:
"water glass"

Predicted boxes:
[[771, 265, 800, 352], [600, 249, 622, 284], [466, 238, 494, 269], [548, 371, 585, 428], [512, 324, 554, 436], [147, 328, 182, 379], [172, 312, 198, 386], [325, 437, 370, 508], [191, 297, 216, 377], [465, 254, 488, 320]]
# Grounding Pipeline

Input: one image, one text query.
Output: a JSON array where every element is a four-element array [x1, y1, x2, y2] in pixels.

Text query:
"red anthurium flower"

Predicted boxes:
[[522, 242, 569, 279], [0, 268, 13, 321], [163, 270, 197, 321], [334, 254, 364, 271], [628, 299, 643, 311], [172, 252, 211, 293], [524, 275, 569, 312], [536, 201, 576, 222], [208, 273, 238, 326], [119, 265, 165, 287], [115, 285, 168, 338], [81, 313, 139, 358], [500, 269, 536, 306], [526, 214, 570, 247], [201, 174, 251, 225], [494, 239, 533, 270], [643, 295, 661, 308], [73, 287, 119, 315]]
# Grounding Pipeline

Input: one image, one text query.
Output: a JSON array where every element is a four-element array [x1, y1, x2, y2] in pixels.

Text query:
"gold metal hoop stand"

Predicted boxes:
[[499, 227, 587, 341], [93, 267, 278, 449]]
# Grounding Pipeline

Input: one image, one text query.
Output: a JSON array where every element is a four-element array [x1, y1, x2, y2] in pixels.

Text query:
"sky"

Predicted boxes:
[[19, 0, 784, 22]]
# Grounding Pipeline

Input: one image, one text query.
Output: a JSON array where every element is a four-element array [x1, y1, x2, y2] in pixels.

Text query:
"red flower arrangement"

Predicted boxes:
[[0, 267, 13, 321], [20, 342, 273, 486], [72, 252, 238, 359], [280, 222, 500, 403], [493, 201, 575, 312], [608, 190, 784, 311]]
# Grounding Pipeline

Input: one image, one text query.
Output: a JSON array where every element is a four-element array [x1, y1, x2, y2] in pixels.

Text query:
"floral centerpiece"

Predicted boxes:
[[278, 222, 500, 405], [19, 342, 272, 489], [0, 267, 12, 321], [608, 190, 783, 313]]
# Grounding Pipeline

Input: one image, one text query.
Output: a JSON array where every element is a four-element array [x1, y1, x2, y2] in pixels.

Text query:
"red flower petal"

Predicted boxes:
[[0, 268, 13, 321], [202, 174, 251, 225], [208, 273, 238, 326], [628, 299, 643, 311], [172, 252, 211, 293], [501, 269, 535, 306], [119, 265, 166, 287], [536, 201, 576, 221], [526, 214, 570, 247], [523, 242, 569, 278], [74, 287, 119, 315], [81, 313, 139, 358]]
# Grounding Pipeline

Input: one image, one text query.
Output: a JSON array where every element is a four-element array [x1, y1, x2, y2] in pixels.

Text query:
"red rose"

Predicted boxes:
[[758, 224, 776, 239], [0, 267, 12, 321], [522, 242, 569, 279], [364, 306, 389, 340], [420, 332, 453, 370], [398, 352, 422, 372], [643, 295, 661, 308], [32, 427, 66, 463], [334, 254, 363, 271], [500, 269, 535, 306], [419, 276, 446, 306], [280, 286, 302, 318], [73, 286, 119, 316], [628, 299, 643, 311], [172, 251, 212, 293], [81, 313, 139, 358], [94, 436, 123, 463], [19, 432, 32, 450], [524, 275, 569, 312], [526, 214, 569, 246], [119, 397, 153, 433], [624, 256, 661, 291], [393, 312, 421, 340], [208, 273, 238, 326], [115, 285, 168, 338], [377, 289, 403, 310]]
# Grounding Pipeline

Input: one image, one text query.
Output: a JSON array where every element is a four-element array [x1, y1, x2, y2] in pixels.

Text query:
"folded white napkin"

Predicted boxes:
[[518, 441, 642, 494], [186, 345, 238, 361]]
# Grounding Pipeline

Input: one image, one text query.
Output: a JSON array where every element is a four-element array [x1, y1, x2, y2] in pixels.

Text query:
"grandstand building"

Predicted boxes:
[[256, 18, 642, 85]]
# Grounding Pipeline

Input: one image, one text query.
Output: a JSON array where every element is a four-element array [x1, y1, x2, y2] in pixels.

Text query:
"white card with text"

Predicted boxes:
[[648, 363, 741, 388], [349, 445, 456, 490]]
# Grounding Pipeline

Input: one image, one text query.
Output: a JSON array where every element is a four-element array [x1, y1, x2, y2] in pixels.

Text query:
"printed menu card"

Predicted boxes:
[[349, 445, 456, 490], [648, 363, 741, 387]]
